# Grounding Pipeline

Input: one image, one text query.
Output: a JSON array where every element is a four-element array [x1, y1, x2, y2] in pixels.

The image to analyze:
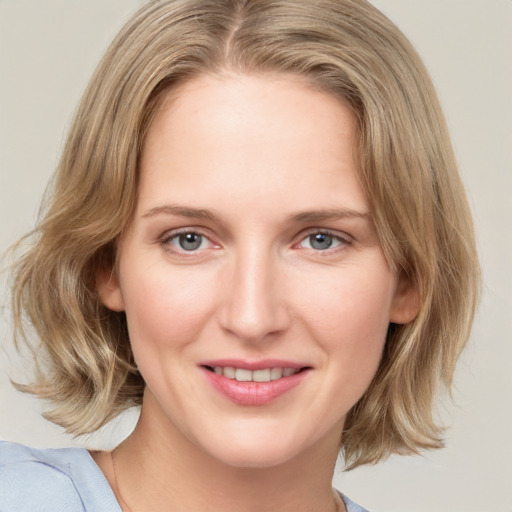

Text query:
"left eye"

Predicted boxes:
[[299, 232, 345, 251], [169, 232, 210, 251]]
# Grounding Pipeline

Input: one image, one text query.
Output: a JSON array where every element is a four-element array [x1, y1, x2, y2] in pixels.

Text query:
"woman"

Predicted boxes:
[[0, 1, 479, 511]]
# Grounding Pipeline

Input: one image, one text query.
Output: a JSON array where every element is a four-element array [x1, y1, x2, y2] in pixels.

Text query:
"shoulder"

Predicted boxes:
[[0, 441, 120, 512], [0, 441, 86, 511], [338, 490, 371, 512]]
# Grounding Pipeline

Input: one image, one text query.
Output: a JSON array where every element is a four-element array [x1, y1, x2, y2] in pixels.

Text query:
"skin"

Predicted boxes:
[[95, 73, 418, 512]]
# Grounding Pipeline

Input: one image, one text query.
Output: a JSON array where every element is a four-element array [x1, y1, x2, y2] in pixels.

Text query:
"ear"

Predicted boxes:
[[96, 266, 125, 312], [389, 274, 420, 324]]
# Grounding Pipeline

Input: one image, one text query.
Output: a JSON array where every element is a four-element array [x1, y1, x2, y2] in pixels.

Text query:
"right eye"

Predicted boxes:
[[161, 230, 216, 254]]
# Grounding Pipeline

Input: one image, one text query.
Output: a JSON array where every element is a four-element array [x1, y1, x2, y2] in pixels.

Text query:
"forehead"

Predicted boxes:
[[137, 73, 367, 219]]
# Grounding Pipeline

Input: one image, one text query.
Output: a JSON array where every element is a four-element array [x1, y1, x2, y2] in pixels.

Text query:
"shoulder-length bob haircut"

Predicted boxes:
[[11, 0, 479, 469]]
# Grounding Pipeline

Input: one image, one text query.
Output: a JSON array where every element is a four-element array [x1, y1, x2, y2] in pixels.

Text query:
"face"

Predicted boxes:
[[99, 74, 417, 469]]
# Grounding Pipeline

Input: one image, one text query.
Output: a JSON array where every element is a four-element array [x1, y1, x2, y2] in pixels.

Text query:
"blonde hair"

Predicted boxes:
[[11, 0, 479, 469]]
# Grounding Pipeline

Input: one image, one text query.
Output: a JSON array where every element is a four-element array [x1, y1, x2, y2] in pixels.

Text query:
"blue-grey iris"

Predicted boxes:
[[310, 233, 333, 250], [179, 233, 202, 250]]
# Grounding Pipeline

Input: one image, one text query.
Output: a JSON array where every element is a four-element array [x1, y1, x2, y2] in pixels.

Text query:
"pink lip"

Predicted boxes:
[[199, 360, 311, 406], [199, 358, 306, 371]]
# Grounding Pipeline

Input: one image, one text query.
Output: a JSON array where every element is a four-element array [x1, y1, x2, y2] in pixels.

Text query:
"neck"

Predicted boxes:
[[108, 398, 343, 512]]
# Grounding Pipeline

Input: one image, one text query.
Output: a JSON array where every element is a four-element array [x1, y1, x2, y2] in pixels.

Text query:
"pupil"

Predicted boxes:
[[310, 233, 332, 250], [179, 233, 202, 250]]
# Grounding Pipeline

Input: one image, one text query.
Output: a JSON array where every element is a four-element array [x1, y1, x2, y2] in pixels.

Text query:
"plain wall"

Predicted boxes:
[[1, 1, 511, 511]]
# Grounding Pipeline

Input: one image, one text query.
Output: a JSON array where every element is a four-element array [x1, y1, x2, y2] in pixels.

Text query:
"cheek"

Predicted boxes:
[[292, 263, 394, 376], [119, 262, 218, 361]]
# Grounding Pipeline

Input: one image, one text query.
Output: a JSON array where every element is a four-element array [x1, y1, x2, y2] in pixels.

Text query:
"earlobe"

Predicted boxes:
[[96, 267, 125, 312], [389, 276, 421, 325]]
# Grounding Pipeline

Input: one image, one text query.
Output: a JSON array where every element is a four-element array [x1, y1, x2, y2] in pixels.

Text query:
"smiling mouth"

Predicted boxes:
[[202, 366, 310, 383]]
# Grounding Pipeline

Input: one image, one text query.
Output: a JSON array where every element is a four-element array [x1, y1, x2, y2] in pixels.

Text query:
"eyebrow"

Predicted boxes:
[[290, 209, 371, 223], [142, 204, 371, 224], [142, 205, 216, 221]]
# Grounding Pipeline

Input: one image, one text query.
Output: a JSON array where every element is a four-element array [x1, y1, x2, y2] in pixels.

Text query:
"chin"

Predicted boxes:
[[195, 425, 317, 470], [215, 444, 300, 469]]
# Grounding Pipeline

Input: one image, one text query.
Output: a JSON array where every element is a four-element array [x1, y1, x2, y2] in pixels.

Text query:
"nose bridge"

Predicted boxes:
[[220, 241, 288, 342]]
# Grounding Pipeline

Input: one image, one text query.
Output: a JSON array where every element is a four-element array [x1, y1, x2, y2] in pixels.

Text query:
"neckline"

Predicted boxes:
[[72, 448, 123, 511], [84, 448, 354, 512]]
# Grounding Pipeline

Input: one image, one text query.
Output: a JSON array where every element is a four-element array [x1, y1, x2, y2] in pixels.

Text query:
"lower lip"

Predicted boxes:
[[201, 368, 309, 406]]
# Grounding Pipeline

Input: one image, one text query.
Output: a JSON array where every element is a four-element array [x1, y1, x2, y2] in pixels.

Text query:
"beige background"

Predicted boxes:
[[1, 1, 511, 511]]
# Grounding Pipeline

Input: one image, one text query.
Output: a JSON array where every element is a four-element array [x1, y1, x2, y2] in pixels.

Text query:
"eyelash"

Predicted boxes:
[[159, 228, 352, 257]]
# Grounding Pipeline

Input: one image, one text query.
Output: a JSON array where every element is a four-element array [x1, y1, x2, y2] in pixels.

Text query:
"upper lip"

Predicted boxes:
[[198, 359, 310, 371]]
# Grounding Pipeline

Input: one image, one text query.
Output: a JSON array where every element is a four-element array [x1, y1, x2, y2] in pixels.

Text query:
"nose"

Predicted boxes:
[[218, 246, 290, 344]]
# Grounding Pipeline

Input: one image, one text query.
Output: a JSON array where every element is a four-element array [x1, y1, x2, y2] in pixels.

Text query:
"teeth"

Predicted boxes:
[[224, 367, 236, 379], [235, 368, 252, 382], [253, 369, 271, 382], [212, 366, 299, 382], [270, 368, 283, 380]]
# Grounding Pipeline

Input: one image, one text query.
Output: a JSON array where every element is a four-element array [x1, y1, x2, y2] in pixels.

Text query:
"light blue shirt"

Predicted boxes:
[[0, 441, 369, 511]]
